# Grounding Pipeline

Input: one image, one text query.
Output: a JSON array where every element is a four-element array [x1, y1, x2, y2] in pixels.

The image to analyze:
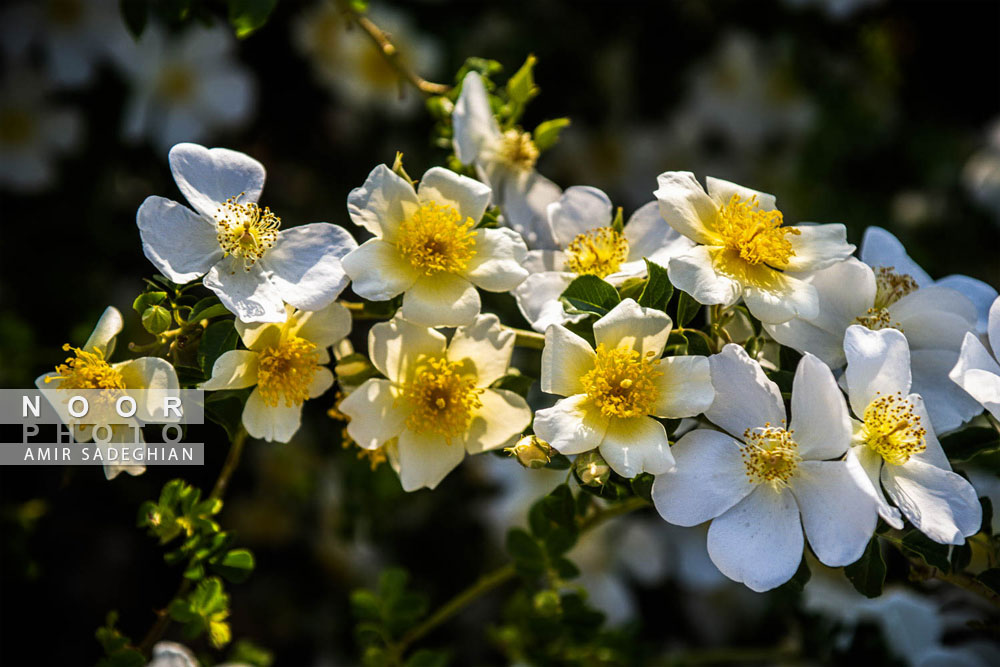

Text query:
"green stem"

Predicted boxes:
[[346, 8, 450, 96], [503, 326, 545, 350], [882, 534, 1000, 608], [674, 327, 720, 353]]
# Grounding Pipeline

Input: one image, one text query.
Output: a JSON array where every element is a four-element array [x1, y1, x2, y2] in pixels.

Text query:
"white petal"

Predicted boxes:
[[706, 486, 803, 592], [907, 394, 951, 470], [401, 274, 481, 326], [496, 168, 561, 249], [292, 302, 352, 349], [742, 271, 819, 324], [651, 356, 715, 418], [883, 460, 982, 545], [199, 350, 258, 390], [910, 349, 982, 434], [667, 246, 741, 307], [168, 143, 265, 220], [789, 353, 853, 460], [792, 460, 878, 566], [417, 166, 492, 224], [340, 378, 408, 448], [309, 367, 335, 399], [533, 394, 609, 455], [783, 223, 855, 272], [935, 275, 998, 334], [706, 344, 786, 439], [859, 226, 932, 285], [465, 389, 532, 454], [396, 429, 466, 491], [137, 195, 222, 283], [242, 387, 302, 443], [599, 416, 673, 477], [853, 445, 904, 528], [452, 71, 500, 164], [623, 200, 696, 265], [764, 318, 846, 368], [949, 332, 1000, 420], [652, 429, 754, 526], [540, 325, 596, 396], [204, 258, 286, 323], [341, 239, 420, 301], [705, 176, 778, 211], [654, 171, 722, 245], [84, 306, 124, 356], [262, 223, 357, 311], [991, 296, 1000, 358], [368, 317, 447, 384], [891, 286, 976, 352], [513, 271, 582, 332], [463, 227, 529, 292], [843, 325, 912, 416], [523, 249, 565, 273], [547, 186, 613, 248], [115, 357, 181, 394], [447, 313, 514, 387], [347, 163, 419, 241]]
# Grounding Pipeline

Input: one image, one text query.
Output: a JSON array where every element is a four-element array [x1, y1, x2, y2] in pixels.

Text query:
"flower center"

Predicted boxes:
[[741, 423, 800, 489], [157, 64, 196, 102], [716, 193, 799, 268], [493, 129, 539, 172], [873, 266, 918, 310], [46, 344, 126, 390], [0, 109, 37, 147], [580, 344, 661, 419], [563, 227, 630, 278], [397, 201, 478, 276], [401, 357, 483, 441], [256, 335, 320, 407], [859, 392, 926, 466], [215, 195, 281, 271]]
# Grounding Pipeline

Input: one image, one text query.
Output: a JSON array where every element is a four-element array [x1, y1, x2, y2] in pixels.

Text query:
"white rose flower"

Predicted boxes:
[[338, 314, 531, 492], [654, 171, 855, 324], [951, 296, 1000, 421], [452, 71, 562, 249], [199, 302, 351, 443], [512, 186, 695, 332], [653, 344, 879, 592], [534, 299, 715, 478], [137, 143, 357, 323], [341, 164, 528, 327], [843, 325, 981, 544]]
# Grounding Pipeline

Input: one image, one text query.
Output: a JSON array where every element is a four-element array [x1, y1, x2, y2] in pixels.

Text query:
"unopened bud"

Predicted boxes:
[[532, 589, 562, 617], [575, 450, 610, 486], [505, 435, 553, 469]]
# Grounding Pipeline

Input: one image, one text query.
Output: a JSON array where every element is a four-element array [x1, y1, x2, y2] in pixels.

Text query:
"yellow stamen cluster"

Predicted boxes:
[[397, 201, 478, 275], [854, 307, 899, 331], [580, 344, 661, 419], [716, 193, 799, 268], [741, 423, 801, 489], [494, 129, 540, 172], [401, 357, 483, 441], [564, 227, 630, 278], [873, 266, 919, 309], [860, 391, 927, 466], [256, 335, 320, 407], [216, 195, 281, 271], [46, 344, 126, 390]]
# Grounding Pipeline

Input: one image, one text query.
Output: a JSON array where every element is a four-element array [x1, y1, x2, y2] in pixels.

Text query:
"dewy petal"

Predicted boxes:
[[465, 389, 532, 454], [463, 227, 529, 292], [340, 378, 408, 449], [950, 332, 1000, 420], [667, 246, 742, 307], [706, 486, 803, 592], [261, 223, 357, 311], [396, 428, 466, 491], [84, 306, 124, 356], [792, 460, 879, 567], [593, 298, 672, 358], [342, 239, 420, 301], [651, 356, 715, 418], [452, 71, 501, 164], [652, 429, 755, 527], [347, 163, 419, 242], [843, 325, 912, 417], [513, 271, 581, 333], [599, 416, 673, 477], [706, 344, 786, 439], [137, 195, 223, 284], [204, 258, 286, 323], [883, 459, 982, 545], [789, 353, 853, 461], [241, 386, 302, 443], [368, 317, 447, 384], [705, 176, 778, 212], [910, 349, 982, 434], [782, 223, 855, 273], [198, 350, 259, 390], [496, 168, 561, 250], [417, 166, 492, 224], [401, 274, 481, 327], [891, 286, 976, 352], [168, 143, 266, 220], [547, 186, 614, 248], [654, 171, 722, 245], [533, 394, 609, 455], [447, 314, 515, 387], [292, 302, 352, 349], [623, 201, 696, 266], [859, 226, 933, 286], [742, 271, 819, 324], [541, 325, 597, 397]]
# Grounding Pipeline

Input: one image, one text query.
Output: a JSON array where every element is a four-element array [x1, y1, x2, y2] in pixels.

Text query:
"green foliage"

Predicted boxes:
[[141, 305, 172, 334], [119, 0, 276, 39], [674, 289, 700, 327], [844, 537, 886, 598], [560, 275, 621, 317], [168, 576, 232, 648], [940, 427, 1000, 463], [138, 479, 222, 545], [637, 260, 674, 312], [227, 639, 275, 667], [350, 568, 439, 666], [198, 319, 239, 375], [95, 611, 144, 667], [533, 118, 571, 152], [229, 0, 278, 38]]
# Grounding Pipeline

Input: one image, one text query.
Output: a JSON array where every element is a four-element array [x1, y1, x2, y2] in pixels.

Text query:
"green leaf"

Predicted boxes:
[[781, 558, 811, 593], [506, 528, 545, 576], [350, 590, 382, 622], [133, 290, 167, 314], [198, 320, 239, 374], [205, 389, 251, 440], [637, 260, 673, 312], [560, 275, 620, 316], [506, 54, 537, 104], [405, 649, 450, 667], [981, 497, 993, 537], [940, 427, 1000, 462], [675, 290, 700, 327], [142, 305, 172, 334], [551, 556, 580, 579], [228, 0, 277, 38], [533, 118, 570, 152], [492, 373, 535, 397], [227, 639, 274, 667], [188, 301, 232, 323], [899, 530, 951, 571], [214, 548, 255, 583], [119, 0, 148, 39], [629, 473, 655, 503], [844, 537, 885, 598]]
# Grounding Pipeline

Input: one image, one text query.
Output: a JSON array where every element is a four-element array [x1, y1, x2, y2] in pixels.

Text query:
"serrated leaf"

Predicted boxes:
[[637, 260, 673, 312], [844, 537, 885, 598], [560, 275, 620, 316]]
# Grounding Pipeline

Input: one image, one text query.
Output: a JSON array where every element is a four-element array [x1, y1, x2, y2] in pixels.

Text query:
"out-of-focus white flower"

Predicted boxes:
[[512, 186, 694, 331], [654, 345, 878, 592], [535, 299, 715, 478], [654, 171, 854, 324], [200, 302, 350, 443], [138, 143, 357, 323], [339, 314, 531, 491], [843, 325, 981, 544], [964, 119, 1000, 222], [783, 0, 883, 19], [341, 164, 528, 327], [111, 23, 255, 152], [0, 64, 82, 192], [453, 71, 562, 249], [147, 641, 198, 667], [35, 306, 179, 480], [951, 296, 1000, 422]]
